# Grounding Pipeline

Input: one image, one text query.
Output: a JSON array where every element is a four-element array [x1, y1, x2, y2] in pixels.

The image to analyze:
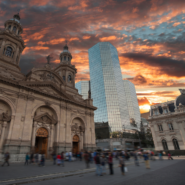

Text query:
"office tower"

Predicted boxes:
[[75, 81, 89, 99], [123, 80, 141, 128], [88, 42, 132, 132]]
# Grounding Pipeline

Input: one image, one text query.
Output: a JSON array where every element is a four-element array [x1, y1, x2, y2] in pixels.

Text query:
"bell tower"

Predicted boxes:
[[54, 44, 77, 88], [0, 13, 25, 72]]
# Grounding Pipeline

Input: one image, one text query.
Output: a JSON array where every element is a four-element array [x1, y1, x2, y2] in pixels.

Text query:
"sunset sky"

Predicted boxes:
[[1, 0, 185, 113]]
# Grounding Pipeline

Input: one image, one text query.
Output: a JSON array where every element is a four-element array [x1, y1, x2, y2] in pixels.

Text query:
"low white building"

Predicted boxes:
[[148, 89, 185, 155]]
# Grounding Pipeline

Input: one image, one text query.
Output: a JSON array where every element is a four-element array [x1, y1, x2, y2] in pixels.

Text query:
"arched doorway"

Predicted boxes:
[[35, 128, 48, 156], [72, 135, 79, 154]]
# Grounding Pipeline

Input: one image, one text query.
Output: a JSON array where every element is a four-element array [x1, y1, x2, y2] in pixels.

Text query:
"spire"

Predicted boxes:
[[13, 13, 20, 21]]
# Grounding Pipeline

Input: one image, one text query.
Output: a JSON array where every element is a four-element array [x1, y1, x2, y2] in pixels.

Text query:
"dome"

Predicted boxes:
[[176, 89, 185, 106], [60, 44, 71, 54], [10, 13, 21, 24]]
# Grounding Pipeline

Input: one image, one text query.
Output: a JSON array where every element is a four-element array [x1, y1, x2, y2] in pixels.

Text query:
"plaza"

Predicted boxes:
[[0, 157, 185, 185]]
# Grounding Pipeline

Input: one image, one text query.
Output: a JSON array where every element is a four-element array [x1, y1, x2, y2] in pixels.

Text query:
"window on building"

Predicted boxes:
[[162, 139, 168, 150], [68, 75, 72, 83], [68, 57, 69, 61], [63, 76, 65, 81], [158, 124, 163, 132], [173, 139, 180, 150], [5, 46, 13, 57], [154, 109, 158, 115], [64, 56, 66, 61], [163, 109, 168, 113], [168, 123, 174, 131], [8, 25, 11, 30], [13, 26, 17, 33]]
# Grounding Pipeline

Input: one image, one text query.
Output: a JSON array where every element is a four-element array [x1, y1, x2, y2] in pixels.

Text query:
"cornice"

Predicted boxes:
[[0, 30, 25, 48], [0, 77, 96, 110], [54, 64, 77, 73]]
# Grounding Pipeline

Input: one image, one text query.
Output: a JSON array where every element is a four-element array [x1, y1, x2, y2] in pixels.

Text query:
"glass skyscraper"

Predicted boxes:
[[123, 80, 141, 129], [75, 81, 89, 99], [89, 42, 132, 132]]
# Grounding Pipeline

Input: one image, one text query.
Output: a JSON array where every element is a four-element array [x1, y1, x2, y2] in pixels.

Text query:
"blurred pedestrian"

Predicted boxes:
[[94, 153, 102, 176], [158, 151, 163, 160], [52, 152, 56, 165], [101, 155, 107, 174], [39, 154, 45, 167], [84, 151, 90, 168], [24, 153, 29, 165], [2, 152, 10, 166], [119, 156, 125, 175], [134, 151, 139, 166], [168, 152, 173, 160], [57, 153, 61, 166], [61, 152, 64, 166], [143, 152, 150, 169], [108, 153, 114, 175], [69, 151, 72, 162], [35, 153, 38, 163], [30, 153, 34, 163]]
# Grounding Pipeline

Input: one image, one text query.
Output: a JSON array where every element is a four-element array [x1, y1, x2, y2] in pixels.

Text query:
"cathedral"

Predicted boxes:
[[0, 14, 96, 161]]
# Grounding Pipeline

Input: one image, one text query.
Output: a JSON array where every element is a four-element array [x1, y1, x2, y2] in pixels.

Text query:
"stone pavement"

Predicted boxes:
[[0, 158, 185, 185]]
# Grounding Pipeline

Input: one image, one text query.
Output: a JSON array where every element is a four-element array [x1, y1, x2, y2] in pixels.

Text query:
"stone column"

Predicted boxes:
[[13, 46, 19, 63], [179, 122, 185, 149], [80, 133, 83, 151], [150, 124, 159, 150], [31, 121, 37, 148], [0, 40, 6, 55], [50, 125, 54, 148], [0, 121, 7, 152]]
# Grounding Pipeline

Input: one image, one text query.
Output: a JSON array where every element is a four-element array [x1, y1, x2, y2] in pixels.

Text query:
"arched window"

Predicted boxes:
[[64, 56, 66, 61], [68, 75, 72, 83], [8, 25, 11, 30], [5, 46, 13, 57], [173, 139, 180, 150], [63, 76, 65, 81], [162, 139, 168, 150], [68, 57, 69, 61], [13, 26, 17, 33]]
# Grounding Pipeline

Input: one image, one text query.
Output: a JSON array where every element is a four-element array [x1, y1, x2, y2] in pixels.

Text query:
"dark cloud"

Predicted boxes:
[[122, 53, 185, 77]]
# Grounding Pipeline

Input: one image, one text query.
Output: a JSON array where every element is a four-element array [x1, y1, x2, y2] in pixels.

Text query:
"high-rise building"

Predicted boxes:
[[75, 81, 89, 99], [88, 42, 131, 132], [123, 80, 141, 127]]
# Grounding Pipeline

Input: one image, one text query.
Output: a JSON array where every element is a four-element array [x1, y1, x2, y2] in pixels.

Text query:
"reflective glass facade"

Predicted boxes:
[[123, 80, 141, 130], [88, 42, 131, 131], [75, 81, 89, 99]]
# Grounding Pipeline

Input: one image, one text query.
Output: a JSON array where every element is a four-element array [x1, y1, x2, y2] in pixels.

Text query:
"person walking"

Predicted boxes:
[[2, 152, 10, 166], [108, 153, 114, 175], [30, 153, 34, 163], [168, 152, 173, 160], [24, 153, 30, 165], [134, 151, 139, 166], [57, 153, 61, 166], [52, 152, 56, 165], [61, 152, 64, 166], [39, 154, 45, 167], [158, 151, 163, 160], [143, 152, 150, 169], [101, 155, 107, 175], [68, 151, 72, 162], [119, 156, 125, 175], [94, 153, 102, 176], [84, 151, 90, 168], [35, 153, 38, 164]]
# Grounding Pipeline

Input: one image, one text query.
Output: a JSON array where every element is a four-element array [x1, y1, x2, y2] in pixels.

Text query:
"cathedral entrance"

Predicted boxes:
[[35, 127, 48, 156], [72, 135, 79, 154]]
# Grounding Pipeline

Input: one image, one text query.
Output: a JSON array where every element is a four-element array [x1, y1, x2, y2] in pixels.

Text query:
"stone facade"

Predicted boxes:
[[0, 14, 96, 162], [148, 90, 185, 155]]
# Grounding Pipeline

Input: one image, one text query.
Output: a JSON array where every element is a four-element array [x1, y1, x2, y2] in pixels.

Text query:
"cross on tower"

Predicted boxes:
[[46, 55, 53, 64]]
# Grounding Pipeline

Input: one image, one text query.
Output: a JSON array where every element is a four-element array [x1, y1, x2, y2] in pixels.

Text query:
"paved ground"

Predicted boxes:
[[0, 158, 185, 185]]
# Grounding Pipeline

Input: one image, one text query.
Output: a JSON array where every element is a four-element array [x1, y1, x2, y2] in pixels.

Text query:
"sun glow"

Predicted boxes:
[[139, 104, 151, 113]]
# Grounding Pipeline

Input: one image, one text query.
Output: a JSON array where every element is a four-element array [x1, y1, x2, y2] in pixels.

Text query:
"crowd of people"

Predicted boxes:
[[1, 150, 174, 176]]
